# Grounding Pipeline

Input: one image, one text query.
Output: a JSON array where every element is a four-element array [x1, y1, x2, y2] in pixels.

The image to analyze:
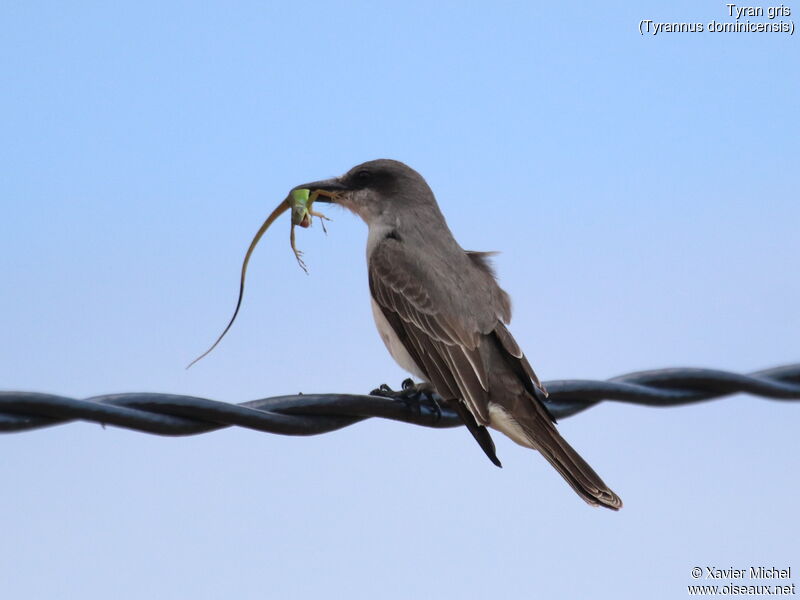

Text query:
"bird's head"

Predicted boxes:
[[295, 159, 435, 226]]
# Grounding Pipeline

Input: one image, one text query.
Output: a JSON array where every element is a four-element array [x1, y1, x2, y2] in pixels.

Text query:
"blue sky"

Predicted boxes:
[[1, 2, 798, 598]]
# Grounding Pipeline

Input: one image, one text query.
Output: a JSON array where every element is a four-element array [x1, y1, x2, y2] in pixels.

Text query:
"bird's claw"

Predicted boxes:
[[370, 383, 395, 396], [369, 379, 443, 423]]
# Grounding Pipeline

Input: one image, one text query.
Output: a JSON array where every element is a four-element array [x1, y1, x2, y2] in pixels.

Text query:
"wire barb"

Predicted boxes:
[[1, 364, 798, 436]]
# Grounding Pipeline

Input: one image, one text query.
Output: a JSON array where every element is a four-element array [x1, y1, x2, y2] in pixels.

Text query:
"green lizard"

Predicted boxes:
[[289, 188, 332, 272], [187, 188, 334, 367]]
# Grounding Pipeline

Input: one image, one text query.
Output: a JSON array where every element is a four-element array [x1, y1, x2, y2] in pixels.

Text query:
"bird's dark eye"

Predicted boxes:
[[354, 169, 371, 185]]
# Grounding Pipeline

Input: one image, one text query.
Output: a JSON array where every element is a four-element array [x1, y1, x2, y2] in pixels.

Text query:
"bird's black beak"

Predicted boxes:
[[292, 178, 348, 203]]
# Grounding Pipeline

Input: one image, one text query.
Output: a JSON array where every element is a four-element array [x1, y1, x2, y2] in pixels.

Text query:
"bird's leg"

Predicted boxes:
[[370, 379, 443, 423], [402, 379, 443, 422]]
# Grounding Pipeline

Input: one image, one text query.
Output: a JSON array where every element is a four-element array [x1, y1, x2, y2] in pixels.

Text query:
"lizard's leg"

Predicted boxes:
[[309, 210, 331, 233], [290, 225, 308, 273]]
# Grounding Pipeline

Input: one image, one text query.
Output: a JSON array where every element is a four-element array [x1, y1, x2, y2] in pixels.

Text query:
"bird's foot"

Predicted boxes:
[[370, 383, 395, 396], [370, 379, 443, 423]]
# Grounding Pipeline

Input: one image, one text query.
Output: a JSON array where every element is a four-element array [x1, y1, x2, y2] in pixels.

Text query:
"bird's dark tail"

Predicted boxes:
[[532, 425, 623, 510], [491, 401, 623, 510]]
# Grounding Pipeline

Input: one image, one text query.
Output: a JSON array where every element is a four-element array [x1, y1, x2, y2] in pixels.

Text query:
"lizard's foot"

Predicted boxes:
[[290, 226, 309, 273], [310, 210, 331, 234], [292, 248, 308, 273]]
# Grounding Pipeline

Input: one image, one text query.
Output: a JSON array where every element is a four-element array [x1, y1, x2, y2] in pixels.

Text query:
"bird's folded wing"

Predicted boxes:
[[369, 237, 496, 424]]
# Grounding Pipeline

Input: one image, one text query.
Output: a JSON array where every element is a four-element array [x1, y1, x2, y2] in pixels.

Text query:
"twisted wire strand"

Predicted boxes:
[[1, 364, 798, 436]]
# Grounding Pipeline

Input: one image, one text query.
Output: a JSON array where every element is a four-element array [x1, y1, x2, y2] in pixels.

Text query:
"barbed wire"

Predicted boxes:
[[1, 364, 798, 436]]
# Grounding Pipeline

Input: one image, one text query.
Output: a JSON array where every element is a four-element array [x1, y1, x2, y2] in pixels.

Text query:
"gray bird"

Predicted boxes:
[[299, 159, 622, 510]]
